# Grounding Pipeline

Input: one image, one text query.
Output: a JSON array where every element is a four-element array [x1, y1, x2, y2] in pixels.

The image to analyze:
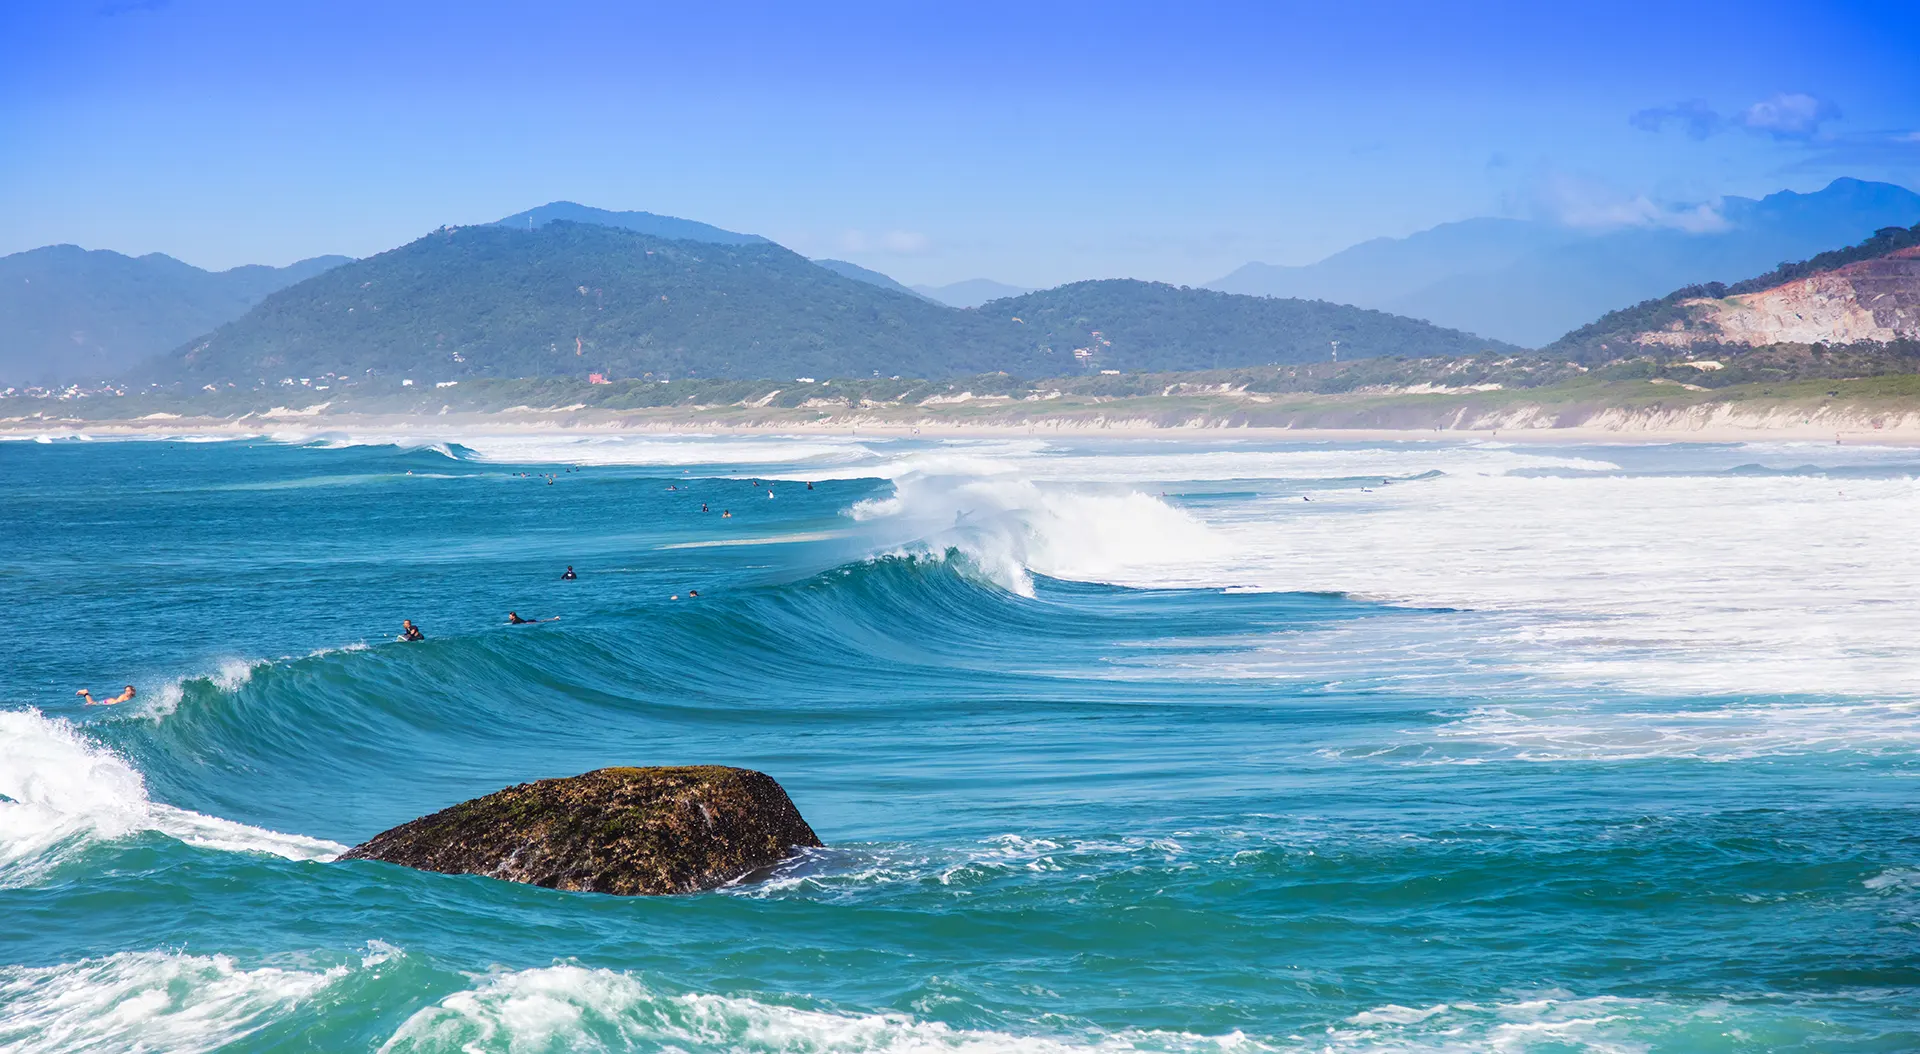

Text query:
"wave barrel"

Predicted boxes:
[[338, 766, 821, 895]]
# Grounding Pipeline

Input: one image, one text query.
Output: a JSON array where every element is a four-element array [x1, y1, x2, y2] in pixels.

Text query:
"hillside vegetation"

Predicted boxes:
[[1547, 221, 1920, 360], [156, 222, 1517, 383]]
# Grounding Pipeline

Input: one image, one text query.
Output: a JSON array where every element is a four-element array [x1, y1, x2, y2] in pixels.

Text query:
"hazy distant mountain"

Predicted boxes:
[[0, 246, 350, 385], [154, 221, 1509, 383], [912, 278, 1034, 308], [811, 259, 936, 301], [492, 201, 767, 245], [1210, 178, 1920, 347]]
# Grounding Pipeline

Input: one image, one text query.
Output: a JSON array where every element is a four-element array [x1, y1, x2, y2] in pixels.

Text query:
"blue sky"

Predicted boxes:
[[3, 0, 1917, 286]]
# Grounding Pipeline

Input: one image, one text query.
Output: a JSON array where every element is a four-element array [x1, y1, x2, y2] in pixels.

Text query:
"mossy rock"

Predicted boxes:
[[338, 766, 821, 895]]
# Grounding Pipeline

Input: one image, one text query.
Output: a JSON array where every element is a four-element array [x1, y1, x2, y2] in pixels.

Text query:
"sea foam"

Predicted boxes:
[[845, 441, 1920, 700], [379, 964, 1260, 1054], [0, 947, 392, 1054], [0, 709, 345, 887]]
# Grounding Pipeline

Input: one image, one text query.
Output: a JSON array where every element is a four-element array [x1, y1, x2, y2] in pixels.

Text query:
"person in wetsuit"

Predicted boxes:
[[561, 566, 577, 580], [399, 619, 425, 642], [507, 612, 556, 624]]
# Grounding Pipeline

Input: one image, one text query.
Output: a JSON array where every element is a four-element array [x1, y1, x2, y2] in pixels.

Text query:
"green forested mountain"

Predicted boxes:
[[985, 280, 1519, 369], [157, 222, 1516, 383], [0, 246, 349, 384]]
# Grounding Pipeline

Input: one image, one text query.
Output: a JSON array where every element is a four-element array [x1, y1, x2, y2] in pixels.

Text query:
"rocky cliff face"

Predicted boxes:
[[339, 766, 822, 895], [1638, 246, 1920, 349]]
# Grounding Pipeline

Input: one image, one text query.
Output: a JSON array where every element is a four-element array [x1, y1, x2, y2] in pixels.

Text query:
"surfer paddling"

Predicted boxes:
[[399, 619, 425, 642], [76, 685, 136, 706], [507, 612, 558, 624]]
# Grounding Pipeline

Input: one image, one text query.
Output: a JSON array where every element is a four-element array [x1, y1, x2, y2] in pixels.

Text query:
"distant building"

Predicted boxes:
[[588, 373, 611, 384]]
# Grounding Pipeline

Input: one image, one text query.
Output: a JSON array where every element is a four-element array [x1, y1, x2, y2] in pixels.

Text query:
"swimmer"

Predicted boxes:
[[806, 481, 814, 490], [722, 510, 732, 518], [561, 566, 577, 580], [701, 503, 709, 512], [688, 589, 699, 598], [668, 484, 677, 491], [399, 619, 425, 642], [767, 490, 774, 499], [507, 612, 558, 624], [76, 685, 136, 706]]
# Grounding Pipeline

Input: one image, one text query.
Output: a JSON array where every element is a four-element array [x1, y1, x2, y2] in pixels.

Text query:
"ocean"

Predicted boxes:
[[1, 431, 1916, 1052]]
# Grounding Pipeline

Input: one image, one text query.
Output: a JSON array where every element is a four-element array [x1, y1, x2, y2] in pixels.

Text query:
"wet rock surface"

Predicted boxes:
[[339, 766, 822, 895]]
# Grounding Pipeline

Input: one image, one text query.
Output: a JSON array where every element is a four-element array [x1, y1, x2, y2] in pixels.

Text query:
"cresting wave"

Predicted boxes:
[[822, 441, 1920, 700], [380, 965, 1745, 1054], [851, 471, 1227, 596], [0, 709, 344, 887], [141, 644, 370, 720], [322, 429, 1919, 702]]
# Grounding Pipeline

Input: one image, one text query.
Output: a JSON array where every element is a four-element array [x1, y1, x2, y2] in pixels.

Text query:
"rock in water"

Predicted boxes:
[[338, 766, 821, 895]]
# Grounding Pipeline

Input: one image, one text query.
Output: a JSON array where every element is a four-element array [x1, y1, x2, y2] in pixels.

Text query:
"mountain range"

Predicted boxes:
[[11, 179, 1920, 387], [1208, 178, 1920, 347], [160, 221, 1512, 383], [0, 247, 349, 384]]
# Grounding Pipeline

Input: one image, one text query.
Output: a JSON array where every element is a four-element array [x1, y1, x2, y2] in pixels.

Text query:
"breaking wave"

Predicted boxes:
[[0, 709, 345, 888]]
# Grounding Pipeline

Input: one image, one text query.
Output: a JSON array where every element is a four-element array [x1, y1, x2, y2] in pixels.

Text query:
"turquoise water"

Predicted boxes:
[[2, 433, 1916, 1052]]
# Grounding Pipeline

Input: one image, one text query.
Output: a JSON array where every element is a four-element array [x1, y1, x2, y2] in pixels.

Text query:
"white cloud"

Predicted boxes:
[[1629, 92, 1840, 143], [1535, 173, 1729, 234], [1740, 92, 1839, 139]]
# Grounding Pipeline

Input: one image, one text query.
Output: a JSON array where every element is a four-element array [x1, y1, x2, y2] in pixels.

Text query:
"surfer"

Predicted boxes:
[[507, 612, 557, 624], [701, 503, 709, 512], [76, 685, 136, 706], [399, 619, 425, 642], [561, 566, 577, 580]]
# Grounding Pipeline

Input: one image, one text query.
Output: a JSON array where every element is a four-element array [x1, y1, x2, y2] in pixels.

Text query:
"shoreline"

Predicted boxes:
[[11, 378, 1920, 446], [6, 407, 1920, 446]]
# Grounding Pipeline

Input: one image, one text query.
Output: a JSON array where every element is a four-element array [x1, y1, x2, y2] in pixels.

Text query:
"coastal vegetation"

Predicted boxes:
[[19, 344, 1920, 434]]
